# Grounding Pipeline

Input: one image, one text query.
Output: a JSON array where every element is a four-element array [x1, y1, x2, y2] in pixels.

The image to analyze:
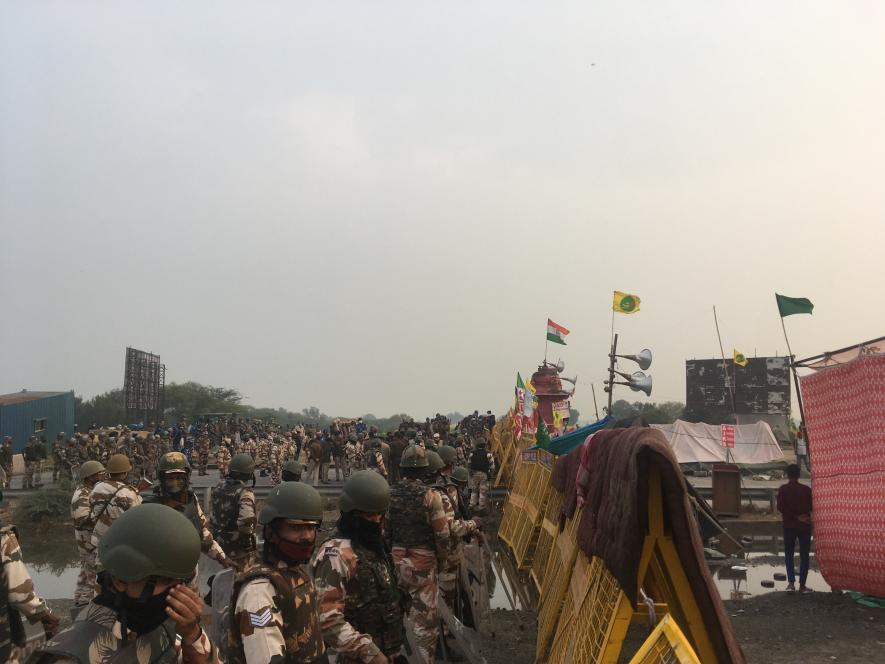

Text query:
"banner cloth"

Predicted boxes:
[[650, 420, 785, 465]]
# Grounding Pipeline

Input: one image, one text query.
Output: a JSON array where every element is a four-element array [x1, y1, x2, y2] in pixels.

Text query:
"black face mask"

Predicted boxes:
[[337, 512, 386, 555], [95, 576, 173, 635], [120, 588, 171, 634]]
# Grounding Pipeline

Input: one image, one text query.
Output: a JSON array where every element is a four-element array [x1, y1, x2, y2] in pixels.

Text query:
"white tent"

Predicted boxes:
[[650, 420, 786, 465]]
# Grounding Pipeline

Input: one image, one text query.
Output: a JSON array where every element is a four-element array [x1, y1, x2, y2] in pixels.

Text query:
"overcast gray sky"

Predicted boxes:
[[2, 1, 884, 420]]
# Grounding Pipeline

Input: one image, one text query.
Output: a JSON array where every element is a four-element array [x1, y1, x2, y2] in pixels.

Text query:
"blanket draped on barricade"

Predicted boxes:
[[800, 354, 885, 597], [500, 426, 744, 664]]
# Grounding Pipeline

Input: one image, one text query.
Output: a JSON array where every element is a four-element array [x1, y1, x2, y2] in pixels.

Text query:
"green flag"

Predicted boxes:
[[776, 293, 814, 317], [536, 413, 551, 449]]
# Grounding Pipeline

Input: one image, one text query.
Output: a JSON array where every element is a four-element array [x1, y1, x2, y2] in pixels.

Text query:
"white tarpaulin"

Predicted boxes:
[[650, 420, 786, 465]]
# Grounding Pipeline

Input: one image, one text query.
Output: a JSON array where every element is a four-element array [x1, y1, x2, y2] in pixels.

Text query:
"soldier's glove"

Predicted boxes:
[[40, 612, 60, 638]]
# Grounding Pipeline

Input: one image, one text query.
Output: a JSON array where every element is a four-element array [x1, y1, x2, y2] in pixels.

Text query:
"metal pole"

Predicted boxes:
[[713, 306, 736, 463], [780, 317, 808, 428], [591, 383, 600, 420], [607, 334, 618, 413]]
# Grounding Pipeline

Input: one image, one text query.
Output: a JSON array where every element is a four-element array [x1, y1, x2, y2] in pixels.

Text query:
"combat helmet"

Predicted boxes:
[[259, 482, 323, 525], [400, 444, 429, 468], [158, 451, 190, 476], [106, 454, 132, 475], [79, 460, 106, 482], [228, 453, 256, 477], [426, 450, 445, 475], [99, 504, 200, 581], [437, 445, 457, 466], [451, 466, 469, 484], [339, 470, 391, 514], [282, 460, 304, 475]]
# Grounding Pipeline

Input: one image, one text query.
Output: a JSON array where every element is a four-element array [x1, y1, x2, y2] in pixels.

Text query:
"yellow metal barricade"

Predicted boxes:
[[535, 505, 582, 661], [496, 451, 535, 551], [530, 451, 562, 594], [628, 615, 702, 664], [547, 554, 632, 664]]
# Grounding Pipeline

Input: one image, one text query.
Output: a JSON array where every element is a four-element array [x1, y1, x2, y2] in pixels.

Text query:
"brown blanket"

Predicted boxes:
[[554, 427, 744, 664]]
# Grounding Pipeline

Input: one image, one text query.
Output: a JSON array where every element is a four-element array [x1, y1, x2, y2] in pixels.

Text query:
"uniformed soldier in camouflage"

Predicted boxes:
[[143, 452, 232, 569], [0, 437, 13, 489], [269, 440, 283, 486], [209, 453, 257, 572], [89, 454, 143, 555], [388, 445, 451, 664], [313, 471, 404, 663], [196, 435, 211, 476], [426, 451, 481, 608], [28, 504, 219, 664], [71, 460, 107, 607], [231, 482, 327, 663], [468, 439, 495, 514], [51, 433, 66, 483], [23, 437, 42, 489], [0, 512, 60, 663], [216, 440, 232, 477]]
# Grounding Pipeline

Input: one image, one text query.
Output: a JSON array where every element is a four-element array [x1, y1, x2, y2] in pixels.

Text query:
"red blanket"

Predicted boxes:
[[801, 354, 885, 596]]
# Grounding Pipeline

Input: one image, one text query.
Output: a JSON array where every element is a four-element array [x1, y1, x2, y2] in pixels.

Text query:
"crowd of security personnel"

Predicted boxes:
[[1, 412, 498, 495], [0, 414, 499, 663]]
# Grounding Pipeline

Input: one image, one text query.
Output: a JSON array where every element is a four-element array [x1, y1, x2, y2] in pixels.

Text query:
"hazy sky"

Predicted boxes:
[[2, 2, 884, 421]]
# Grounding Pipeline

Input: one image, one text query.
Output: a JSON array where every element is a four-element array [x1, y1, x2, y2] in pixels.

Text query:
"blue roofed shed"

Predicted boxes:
[[0, 390, 75, 453]]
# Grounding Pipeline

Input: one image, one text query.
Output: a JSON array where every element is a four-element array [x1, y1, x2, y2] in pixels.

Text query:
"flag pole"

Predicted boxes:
[[591, 383, 600, 420], [780, 315, 808, 429], [713, 306, 736, 464]]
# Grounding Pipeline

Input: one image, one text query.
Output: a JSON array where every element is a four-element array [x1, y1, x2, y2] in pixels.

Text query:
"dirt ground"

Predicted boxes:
[[725, 591, 885, 663]]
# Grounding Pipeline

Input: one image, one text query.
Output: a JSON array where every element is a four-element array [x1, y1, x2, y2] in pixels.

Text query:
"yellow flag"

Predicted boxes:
[[525, 377, 536, 394], [613, 291, 640, 314], [733, 349, 748, 367]]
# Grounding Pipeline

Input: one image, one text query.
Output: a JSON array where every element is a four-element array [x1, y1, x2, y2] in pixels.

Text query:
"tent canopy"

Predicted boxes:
[[650, 420, 785, 465]]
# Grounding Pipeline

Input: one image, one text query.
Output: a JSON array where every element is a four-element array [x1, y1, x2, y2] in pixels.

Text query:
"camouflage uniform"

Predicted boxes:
[[434, 482, 479, 603], [1, 526, 56, 664], [51, 437, 65, 483], [256, 439, 270, 476], [231, 560, 326, 663], [468, 447, 495, 512], [196, 436, 210, 476], [216, 445, 232, 477], [0, 441, 13, 489], [22, 439, 41, 489], [269, 444, 282, 486], [88, 479, 143, 553], [389, 478, 451, 664], [31, 601, 219, 664], [209, 479, 257, 572], [313, 538, 403, 662], [70, 484, 98, 606]]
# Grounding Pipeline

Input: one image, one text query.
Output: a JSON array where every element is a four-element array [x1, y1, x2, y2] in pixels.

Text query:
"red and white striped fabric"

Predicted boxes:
[[801, 354, 885, 596]]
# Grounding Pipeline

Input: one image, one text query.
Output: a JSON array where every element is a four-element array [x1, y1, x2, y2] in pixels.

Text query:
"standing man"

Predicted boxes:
[[231, 482, 327, 663], [89, 454, 143, 554], [388, 445, 450, 664], [143, 452, 231, 569], [332, 433, 347, 482], [795, 423, 810, 473], [23, 437, 41, 490], [777, 463, 813, 593], [313, 471, 404, 663], [209, 453, 257, 572], [217, 439, 232, 477], [307, 433, 323, 486], [0, 437, 12, 489], [468, 439, 495, 514], [71, 460, 106, 608]]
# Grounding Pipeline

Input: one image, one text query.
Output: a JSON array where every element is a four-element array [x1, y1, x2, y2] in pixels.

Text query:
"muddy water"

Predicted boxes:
[[710, 528, 830, 600]]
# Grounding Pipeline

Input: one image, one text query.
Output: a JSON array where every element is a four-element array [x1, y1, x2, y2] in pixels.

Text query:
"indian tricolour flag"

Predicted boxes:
[[546, 319, 570, 345]]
